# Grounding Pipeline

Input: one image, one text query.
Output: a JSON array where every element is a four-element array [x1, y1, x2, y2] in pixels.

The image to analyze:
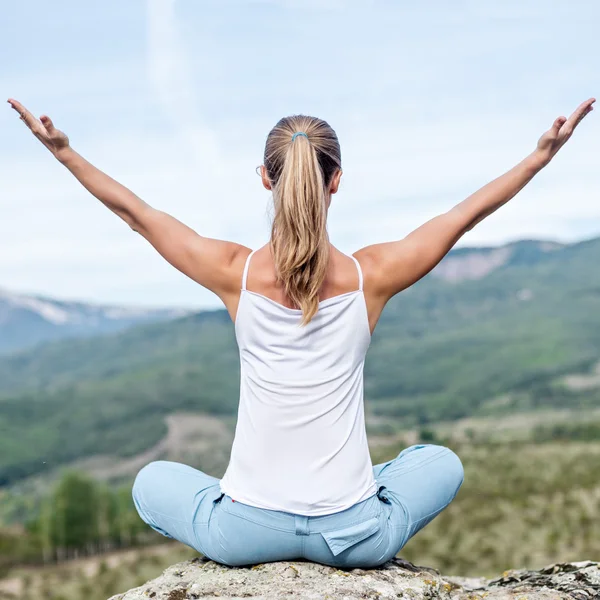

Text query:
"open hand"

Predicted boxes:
[[7, 98, 70, 159], [536, 98, 595, 165]]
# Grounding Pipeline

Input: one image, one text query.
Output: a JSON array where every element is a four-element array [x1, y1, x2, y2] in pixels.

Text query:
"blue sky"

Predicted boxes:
[[1, 0, 598, 309]]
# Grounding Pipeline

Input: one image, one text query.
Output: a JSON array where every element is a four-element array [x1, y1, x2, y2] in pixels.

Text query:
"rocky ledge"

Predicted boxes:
[[109, 557, 600, 600]]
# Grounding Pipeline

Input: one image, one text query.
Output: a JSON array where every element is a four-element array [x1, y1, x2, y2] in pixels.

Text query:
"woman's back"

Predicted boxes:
[[220, 248, 378, 515]]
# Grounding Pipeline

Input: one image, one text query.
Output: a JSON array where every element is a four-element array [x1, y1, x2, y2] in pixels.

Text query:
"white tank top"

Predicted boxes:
[[219, 249, 378, 516]]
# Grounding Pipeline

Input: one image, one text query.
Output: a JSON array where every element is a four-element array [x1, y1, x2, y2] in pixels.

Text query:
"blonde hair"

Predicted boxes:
[[264, 115, 342, 326]]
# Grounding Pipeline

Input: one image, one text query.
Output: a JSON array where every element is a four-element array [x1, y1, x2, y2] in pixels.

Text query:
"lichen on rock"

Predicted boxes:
[[108, 558, 600, 600]]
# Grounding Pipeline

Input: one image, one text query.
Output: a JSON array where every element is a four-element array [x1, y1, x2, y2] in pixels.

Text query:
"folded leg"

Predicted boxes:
[[132, 460, 221, 553], [373, 444, 464, 548]]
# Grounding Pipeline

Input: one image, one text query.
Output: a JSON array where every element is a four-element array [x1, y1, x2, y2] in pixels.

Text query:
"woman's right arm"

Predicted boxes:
[[357, 98, 595, 305], [7, 98, 248, 303]]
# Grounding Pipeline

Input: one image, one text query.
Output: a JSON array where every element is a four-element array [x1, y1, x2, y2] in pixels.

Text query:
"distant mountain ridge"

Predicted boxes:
[[0, 238, 571, 355], [0, 288, 193, 355]]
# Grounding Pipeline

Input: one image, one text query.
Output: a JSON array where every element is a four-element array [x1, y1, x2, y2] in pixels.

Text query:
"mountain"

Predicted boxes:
[[430, 239, 565, 282], [2, 236, 600, 486], [0, 288, 193, 355]]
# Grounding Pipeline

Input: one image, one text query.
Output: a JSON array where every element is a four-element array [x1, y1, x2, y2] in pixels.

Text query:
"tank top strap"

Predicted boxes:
[[350, 255, 363, 291], [241, 250, 256, 291]]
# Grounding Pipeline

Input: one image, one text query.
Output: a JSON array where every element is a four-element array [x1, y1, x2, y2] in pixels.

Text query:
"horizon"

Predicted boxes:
[[2, 0, 598, 310]]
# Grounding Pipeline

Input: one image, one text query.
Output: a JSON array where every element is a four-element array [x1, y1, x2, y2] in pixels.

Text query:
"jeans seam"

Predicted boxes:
[[210, 514, 230, 565], [377, 448, 451, 480], [402, 475, 464, 532], [408, 506, 446, 529], [219, 507, 295, 533], [192, 522, 209, 558], [139, 506, 198, 525]]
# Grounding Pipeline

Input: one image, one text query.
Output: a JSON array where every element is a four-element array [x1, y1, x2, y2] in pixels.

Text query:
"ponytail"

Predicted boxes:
[[264, 115, 342, 326]]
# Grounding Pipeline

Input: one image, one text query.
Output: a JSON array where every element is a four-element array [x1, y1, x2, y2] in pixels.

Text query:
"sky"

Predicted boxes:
[[1, 0, 598, 309]]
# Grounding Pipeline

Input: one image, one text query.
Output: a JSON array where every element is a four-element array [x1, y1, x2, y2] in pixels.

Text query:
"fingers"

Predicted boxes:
[[563, 97, 596, 134], [7, 98, 37, 129], [7, 98, 52, 142], [552, 116, 567, 134], [7, 97, 67, 157], [40, 114, 56, 133]]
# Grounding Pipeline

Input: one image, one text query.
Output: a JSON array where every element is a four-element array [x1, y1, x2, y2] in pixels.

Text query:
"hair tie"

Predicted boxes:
[[292, 131, 308, 141]]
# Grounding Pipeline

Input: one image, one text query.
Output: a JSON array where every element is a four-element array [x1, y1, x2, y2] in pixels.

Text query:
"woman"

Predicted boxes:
[[8, 97, 595, 568]]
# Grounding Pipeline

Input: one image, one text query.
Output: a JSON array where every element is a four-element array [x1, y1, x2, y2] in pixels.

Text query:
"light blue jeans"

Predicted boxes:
[[132, 444, 464, 568]]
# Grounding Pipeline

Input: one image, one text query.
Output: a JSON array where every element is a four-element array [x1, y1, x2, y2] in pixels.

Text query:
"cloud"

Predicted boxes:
[[145, 0, 226, 179]]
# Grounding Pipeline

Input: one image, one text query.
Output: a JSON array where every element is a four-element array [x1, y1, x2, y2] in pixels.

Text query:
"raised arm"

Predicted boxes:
[[7, 98, 247, 301], [357, 98, 595, 304]]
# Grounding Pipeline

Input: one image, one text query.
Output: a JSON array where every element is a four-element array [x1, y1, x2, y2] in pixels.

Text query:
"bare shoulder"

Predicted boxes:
[[216, 243, 253, 322], [352, 244, 402, 298], [350, 245, 398, 334], [222, 243, 253, 292]]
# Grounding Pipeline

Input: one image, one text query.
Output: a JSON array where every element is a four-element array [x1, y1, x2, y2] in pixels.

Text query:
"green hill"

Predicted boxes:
[[3, 237, 600, 486], [0, 288, 190, 355]]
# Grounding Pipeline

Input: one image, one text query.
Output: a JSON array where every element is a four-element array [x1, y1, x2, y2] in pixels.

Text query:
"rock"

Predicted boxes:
[[108, 557, 600, 600]]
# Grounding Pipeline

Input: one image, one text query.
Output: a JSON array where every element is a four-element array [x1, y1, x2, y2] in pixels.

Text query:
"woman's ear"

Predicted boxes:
[[329, 169, 343, 194], [260, 165, 272, 190]]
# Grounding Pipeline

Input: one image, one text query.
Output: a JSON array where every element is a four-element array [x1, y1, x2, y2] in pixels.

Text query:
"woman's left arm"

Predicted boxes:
[[7, 99, 247, 299], [357, 97, 595, 303]]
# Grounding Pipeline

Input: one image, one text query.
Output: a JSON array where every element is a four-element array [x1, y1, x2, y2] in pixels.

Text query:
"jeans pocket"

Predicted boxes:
[[321, 517, 380, 557]]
